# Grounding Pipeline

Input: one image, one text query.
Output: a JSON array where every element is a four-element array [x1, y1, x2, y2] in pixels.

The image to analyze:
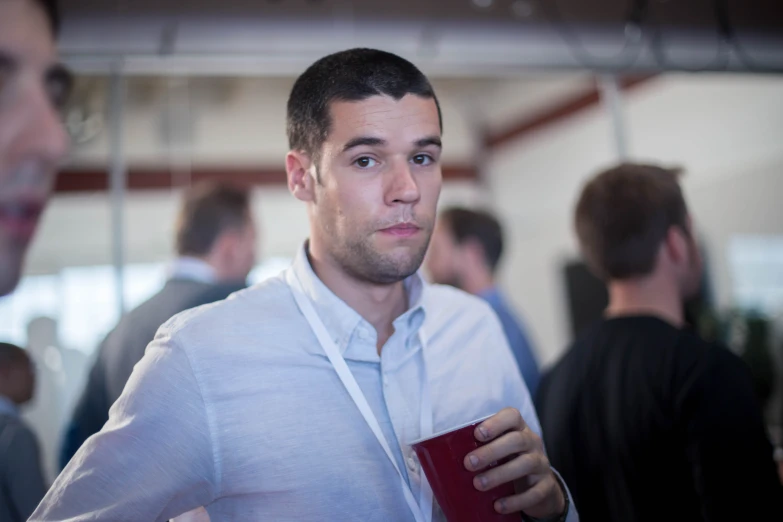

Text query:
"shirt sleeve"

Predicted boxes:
[[59, 345, 111, 469], [482, 309, 580, 522], [30, 330, 218, 522], [682, 345, 783, 520], [3, 423, 48, 520]]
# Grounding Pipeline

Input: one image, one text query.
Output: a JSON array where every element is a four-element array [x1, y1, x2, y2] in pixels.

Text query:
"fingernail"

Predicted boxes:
[[478, 475, 488, 489], [478, 426, 489, 440], [469, 455, 480, 468], [495, 499, 506, 513]]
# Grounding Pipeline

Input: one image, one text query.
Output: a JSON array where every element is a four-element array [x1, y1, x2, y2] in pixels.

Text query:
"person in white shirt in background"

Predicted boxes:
[[32, 48, 577, 522]]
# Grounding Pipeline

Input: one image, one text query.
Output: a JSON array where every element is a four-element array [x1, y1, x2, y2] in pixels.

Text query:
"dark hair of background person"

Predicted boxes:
[[34, 0, 61, 35], [175, 183, 252, 258], [0, 342, 29, 370], [440, 207, 505, 273], [286, 48, 443, 172], [574, 163, 689, 281]]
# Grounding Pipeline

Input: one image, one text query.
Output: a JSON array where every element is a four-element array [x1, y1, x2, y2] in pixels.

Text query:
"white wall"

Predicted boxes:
[[486, 73, 783, 367]]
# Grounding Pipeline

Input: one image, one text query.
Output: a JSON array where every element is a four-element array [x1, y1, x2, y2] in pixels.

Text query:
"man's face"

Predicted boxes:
[[425, 218, 461, 287], [0, 0, 70, 296], [307, 94, 442, 284]]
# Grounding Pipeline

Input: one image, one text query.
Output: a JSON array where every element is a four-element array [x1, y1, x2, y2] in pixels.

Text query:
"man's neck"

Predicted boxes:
[[606, 274, 684, 328], [460, 267, 495, 296], [307, 244, 408, 354]]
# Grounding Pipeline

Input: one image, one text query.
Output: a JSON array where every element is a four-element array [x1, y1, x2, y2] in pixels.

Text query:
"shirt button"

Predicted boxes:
[[383, 376, 389, 387], [407, 456, 418, 474]]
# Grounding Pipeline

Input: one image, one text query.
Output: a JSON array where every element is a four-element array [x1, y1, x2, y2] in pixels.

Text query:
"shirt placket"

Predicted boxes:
[[381, 329, 425, 504]]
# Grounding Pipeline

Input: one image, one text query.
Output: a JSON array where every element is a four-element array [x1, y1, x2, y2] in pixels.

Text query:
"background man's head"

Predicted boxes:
[[0, 0, 71, 297], [426, 207, 504, 293], [574, 163, 702, 300], [0, 342, 35, 406], [175, 182, 257, 283], [285, 48, 443, 285]]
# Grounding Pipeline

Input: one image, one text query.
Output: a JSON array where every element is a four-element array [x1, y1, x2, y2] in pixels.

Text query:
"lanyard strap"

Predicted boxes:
[[288, 270, 433, 522]]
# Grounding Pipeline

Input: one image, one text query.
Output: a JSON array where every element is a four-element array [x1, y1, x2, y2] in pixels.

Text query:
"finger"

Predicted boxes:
[[495, 475, 557, 516], [475, 407, 527, 443], [473, 452, 548, 492], [465, 428, 540, 472]]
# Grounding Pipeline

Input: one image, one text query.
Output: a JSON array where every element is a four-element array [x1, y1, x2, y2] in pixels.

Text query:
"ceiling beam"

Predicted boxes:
[[55, 166, 479, 193], [484, 75, 656, 150]]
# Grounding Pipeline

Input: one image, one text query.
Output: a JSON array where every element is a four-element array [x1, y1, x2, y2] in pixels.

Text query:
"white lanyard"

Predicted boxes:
[[287, 270, 434, 522]]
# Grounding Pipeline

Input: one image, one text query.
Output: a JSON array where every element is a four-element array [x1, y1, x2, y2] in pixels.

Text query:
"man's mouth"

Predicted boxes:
[[379, 223, 422, 238], [0, 201, 44, 241]]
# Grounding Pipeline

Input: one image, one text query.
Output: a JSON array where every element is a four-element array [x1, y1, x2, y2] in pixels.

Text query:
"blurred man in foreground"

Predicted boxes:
[[426, 207, 540, 394], [33, 49, 576, 522], [61, 182, 255, 466], [536, 163, 782, 521], [0, 0, 70, 298], [0, 342, 47, 521]]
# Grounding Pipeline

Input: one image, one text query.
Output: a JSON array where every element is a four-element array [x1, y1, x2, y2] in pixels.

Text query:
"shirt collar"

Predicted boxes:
[[167, 256, 218, 284], [290, 243, 427, 360], [0, 395, 19, 417]]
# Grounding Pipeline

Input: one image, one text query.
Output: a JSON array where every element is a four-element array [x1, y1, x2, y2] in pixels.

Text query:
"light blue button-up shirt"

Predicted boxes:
[[32, 245, 577, 522]]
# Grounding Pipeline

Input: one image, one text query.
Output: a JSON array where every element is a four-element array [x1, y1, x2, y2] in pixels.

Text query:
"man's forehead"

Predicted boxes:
[[327, 95, 441, 140], [0, 0, 57, 65]]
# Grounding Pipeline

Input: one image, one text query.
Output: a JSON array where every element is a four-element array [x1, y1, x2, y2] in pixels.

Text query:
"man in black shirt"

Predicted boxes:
[[536, 163, 782, 521]]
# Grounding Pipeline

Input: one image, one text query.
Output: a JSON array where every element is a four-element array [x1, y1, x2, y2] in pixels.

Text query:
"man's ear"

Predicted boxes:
[[286, 151, 316, 202], [664, 226, 689, 266]]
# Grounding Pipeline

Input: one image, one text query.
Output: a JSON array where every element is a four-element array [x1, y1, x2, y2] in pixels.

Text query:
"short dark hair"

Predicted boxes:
[[574, 163, 689, 281], [0, 342, 29, 371], [286, 48, 442, 164], [34, 0, 60, 36], [441, 207, 504, 272], [175, 182, 252, 257]]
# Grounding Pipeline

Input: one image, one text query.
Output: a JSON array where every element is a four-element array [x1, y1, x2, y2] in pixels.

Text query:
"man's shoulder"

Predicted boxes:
[[424, 283, 498, 326], [0, 416, 39, 453], [158, 273, 294, 339]]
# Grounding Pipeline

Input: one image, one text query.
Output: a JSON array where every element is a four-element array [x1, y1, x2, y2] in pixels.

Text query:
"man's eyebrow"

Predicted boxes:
[[415, 136, 442, 149], [343, 136, 387, 152]]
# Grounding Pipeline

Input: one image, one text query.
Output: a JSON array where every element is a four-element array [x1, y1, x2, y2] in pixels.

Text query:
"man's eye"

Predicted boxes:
[[46, 69, 74, 110], [46, 79, 71, 110], [412, 154, 433, 166], [354, 157, 378, 168]]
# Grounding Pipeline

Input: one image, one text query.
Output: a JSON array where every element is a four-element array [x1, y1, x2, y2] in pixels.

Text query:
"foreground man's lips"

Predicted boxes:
[[379, 223, 421, 237], [0, 200, 44, 241]]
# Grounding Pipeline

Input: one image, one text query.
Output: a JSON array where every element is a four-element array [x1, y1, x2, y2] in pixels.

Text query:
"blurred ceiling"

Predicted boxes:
[[58, 0, 783, 75], [59, 0, 781, 30]]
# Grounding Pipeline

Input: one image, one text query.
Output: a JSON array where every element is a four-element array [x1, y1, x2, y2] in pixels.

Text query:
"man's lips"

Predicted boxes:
[[0, 201, 44, 241], [379, 223, 422, 237]]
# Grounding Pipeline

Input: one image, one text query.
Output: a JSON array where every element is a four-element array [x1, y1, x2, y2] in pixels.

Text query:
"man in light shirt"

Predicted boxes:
[[60, 182, 255, 467], [32, 49, 577, 522]]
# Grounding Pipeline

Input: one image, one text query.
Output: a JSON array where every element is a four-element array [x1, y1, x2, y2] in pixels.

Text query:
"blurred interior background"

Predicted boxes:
[[1, 0, 782, 483]]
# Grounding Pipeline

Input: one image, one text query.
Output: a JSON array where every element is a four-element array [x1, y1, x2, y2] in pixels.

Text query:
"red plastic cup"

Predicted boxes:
[[411, 416, 517, 522]]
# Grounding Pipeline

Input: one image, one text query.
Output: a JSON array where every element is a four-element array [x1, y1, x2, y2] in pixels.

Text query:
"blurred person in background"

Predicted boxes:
[[0, 0, 71, 298], [33, 48, 576, 522], [60, 182, 256, 467], [0, 342, 47, 522], [426, 207, 540, 395], [536, 163, 782, 521]]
